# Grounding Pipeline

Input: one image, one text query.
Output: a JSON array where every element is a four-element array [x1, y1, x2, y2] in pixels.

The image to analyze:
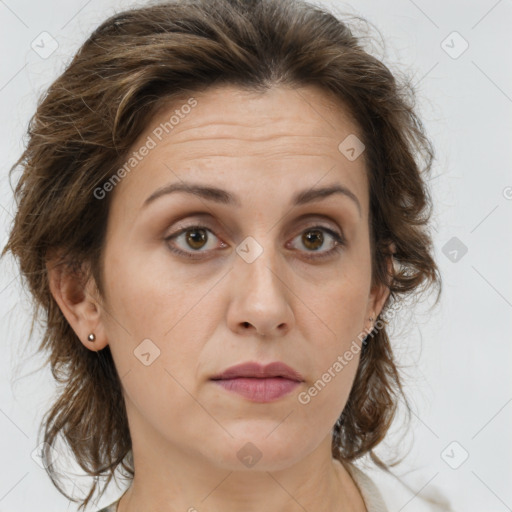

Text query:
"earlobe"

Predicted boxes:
[[46, 258, 108, 351], [366, 250, 395, 329], [371, 282, 391, 322]]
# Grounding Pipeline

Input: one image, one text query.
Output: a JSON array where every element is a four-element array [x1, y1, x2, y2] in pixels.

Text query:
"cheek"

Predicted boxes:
[[102, 240, 227, 390], [296, 332, 362, 438], [304, 228, 371, 322], [102, 241, 198, 336], [102, 247, 215, 438], [119, 362, 214, 456], [300, 267, 369, 403], [309, 267, 370, 343]]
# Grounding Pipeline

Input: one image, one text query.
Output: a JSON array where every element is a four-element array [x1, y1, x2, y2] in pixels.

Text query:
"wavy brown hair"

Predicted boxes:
[[2, 0, 442, 509]]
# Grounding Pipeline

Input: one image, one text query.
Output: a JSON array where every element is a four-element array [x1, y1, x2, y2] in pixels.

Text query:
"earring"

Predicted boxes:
[[87, 333, 96, 342], [362, 313, 376, 347]]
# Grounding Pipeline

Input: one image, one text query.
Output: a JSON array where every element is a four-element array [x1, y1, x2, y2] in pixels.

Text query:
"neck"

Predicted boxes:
[[117, 433, 365, 512]]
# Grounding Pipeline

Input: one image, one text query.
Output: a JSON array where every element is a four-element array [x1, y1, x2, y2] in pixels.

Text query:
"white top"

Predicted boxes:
[[348, 464, 389, 511], [348, 463, 455, 512]]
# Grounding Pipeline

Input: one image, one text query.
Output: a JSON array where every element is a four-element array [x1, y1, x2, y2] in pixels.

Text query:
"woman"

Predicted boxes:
[[2, 0, 447, 510]]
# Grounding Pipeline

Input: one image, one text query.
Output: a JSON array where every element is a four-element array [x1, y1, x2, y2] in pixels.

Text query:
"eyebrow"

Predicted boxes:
[[142, 181, 362, 217]]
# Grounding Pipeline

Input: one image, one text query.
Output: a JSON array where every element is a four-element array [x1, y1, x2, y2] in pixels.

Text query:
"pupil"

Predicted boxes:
[[187, 229, 207, 249], [304, 230, 323, 250], [184, 228, 325, 251]]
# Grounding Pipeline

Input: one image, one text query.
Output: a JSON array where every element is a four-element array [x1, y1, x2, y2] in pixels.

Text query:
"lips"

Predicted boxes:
[[210, 361, 305, 382], [210, 361, 304, 402]]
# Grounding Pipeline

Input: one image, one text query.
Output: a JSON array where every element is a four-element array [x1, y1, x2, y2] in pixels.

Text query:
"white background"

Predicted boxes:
[[1, 0, 511, 510]]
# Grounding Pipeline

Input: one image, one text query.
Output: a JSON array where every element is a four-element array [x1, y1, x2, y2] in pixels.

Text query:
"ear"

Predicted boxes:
[[46, 256, 108, 352], [364, 243, 395, 334]]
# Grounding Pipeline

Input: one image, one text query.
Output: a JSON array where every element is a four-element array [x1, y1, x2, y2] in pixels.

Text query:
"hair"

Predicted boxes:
[[3, 0, 442, 509]]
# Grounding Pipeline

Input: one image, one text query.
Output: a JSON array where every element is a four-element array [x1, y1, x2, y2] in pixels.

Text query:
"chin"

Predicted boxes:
[[204, 428, 314, 472]]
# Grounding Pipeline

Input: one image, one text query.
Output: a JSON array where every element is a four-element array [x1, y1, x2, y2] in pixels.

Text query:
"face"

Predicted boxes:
[[87, 84, 389, 471]]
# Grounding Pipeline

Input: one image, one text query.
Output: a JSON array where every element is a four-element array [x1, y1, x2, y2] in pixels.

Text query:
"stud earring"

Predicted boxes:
[[87, 333, 96, 342], [362, 313, 376, 347], [369, 312, 376, 330]]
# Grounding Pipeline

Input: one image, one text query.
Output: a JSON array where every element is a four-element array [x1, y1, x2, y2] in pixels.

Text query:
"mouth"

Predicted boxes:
[[210, 361, 304, 403]]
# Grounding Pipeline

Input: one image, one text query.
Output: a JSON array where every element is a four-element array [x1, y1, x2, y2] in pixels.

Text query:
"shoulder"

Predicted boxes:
[[345, 463, 390, 512], [96, 499, 120, 512], [345, 461, 457, 512]]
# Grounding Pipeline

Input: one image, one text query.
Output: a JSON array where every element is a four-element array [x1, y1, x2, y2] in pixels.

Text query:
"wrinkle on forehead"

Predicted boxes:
[[108, 83, 369, 227], [154, 83, 360, 142]]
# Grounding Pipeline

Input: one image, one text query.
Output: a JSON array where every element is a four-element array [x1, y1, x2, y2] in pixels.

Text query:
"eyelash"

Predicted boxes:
[[164, 223, 346, 261]]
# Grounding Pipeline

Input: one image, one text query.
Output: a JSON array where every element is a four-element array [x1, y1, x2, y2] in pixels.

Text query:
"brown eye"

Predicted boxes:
[[288, 226, 346, 261], [302, 229, 324, 251], [164, 224, 227, 259], [184, 228, 208, 250], [165, 223, 344, 261]]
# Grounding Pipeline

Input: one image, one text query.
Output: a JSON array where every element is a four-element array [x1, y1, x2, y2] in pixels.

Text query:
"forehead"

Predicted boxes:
[[107, 84, 369, 222], [158, 83, 362, 146]]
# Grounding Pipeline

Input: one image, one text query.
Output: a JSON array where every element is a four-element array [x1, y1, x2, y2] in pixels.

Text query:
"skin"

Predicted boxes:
[[48, 84, 391, 512]]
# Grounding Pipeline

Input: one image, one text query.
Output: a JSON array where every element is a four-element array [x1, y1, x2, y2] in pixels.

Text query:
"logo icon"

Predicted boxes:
[[236, 236, 264, 264], [441, 441, 469, 469], [338, 134, 366, 161], [31, 32, 59, 59], [441, 31, 469, 60], [442, 236, 468, 263], [134, 338, 161, 366], [237, 442, 263, 468]]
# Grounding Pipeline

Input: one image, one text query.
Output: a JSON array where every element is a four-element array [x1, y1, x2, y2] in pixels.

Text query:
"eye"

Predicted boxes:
[[164, 225, 226, 259], [288, 226, 345, 260], [164, 224, 345, 261]]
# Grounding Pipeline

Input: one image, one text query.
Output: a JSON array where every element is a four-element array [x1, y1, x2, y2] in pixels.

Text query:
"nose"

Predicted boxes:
[[226, 237, 295, 339]]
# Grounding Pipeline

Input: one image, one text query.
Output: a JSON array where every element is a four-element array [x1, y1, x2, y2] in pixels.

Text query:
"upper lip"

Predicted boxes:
[[211, 361, 305, 382]]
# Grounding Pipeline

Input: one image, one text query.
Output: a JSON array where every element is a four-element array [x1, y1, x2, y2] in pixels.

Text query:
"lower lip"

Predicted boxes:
[[212, 377, 301, 402]]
